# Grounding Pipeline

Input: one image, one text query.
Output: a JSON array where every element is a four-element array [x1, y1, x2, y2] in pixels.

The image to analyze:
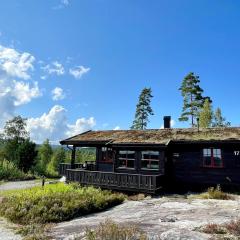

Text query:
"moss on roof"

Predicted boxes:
[[60, 127, 240, 145]]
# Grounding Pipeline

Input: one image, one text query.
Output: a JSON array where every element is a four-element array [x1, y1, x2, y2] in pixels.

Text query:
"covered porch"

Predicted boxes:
[[59, 130, 167, 193], [59, 163, 163, 193]]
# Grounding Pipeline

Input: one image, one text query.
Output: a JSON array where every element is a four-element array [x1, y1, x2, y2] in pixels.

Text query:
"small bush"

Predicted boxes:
[[0, 183, 125, 225], [17, 223, 51, 240], [201, 223, 227, 234], [0, 159, 35, 181], [200, 220, 240, 238], [225, 219, 240, 236], [128, 194, 146, 201], [83, 219, 147, 240], [191, 185, 234, 200]]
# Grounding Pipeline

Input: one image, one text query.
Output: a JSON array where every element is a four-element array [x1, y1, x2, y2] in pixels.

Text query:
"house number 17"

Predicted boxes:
[[234, 151, 240, 156]]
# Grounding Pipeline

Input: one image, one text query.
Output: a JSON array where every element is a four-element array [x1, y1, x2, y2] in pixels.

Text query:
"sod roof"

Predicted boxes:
[[60, 127, 240, 145]]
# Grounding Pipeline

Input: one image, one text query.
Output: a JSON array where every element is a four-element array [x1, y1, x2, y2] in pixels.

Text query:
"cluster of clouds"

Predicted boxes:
[[27, 105, 96, 144], [0, 45, 41, 126], [41, 61, 90, 80], [0, 44, 95, 143]]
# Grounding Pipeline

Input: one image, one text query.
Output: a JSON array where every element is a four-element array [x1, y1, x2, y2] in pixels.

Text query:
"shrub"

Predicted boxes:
[[0, 159, 35, 181], [206, 185, 233, 200], [82, 219, 147, 240], [191, 185, 234, 200], [0, 183, 125, 225], [201, 223, 226, 234], [225, 219, 240, 236]]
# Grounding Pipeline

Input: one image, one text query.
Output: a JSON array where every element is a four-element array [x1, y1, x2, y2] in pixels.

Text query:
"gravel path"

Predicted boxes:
[[0, 180, 41, 191], [50, 196, 240, 240]]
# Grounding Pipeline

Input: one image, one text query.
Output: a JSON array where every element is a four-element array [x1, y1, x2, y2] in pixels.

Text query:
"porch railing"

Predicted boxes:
[[65, 168, 163, 193], [59, 163, 83, 176]]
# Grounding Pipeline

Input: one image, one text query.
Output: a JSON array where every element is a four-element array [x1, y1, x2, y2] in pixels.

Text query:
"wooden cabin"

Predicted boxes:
[[59, 118, 240, 193]]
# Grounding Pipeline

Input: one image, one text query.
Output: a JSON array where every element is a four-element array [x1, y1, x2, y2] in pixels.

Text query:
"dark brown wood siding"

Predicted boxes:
[[167, 143, 240, 187]]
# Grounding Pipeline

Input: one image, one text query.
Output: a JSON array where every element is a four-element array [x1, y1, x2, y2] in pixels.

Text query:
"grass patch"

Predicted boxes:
[[189, 185, 234, 200], [77, 219, 147, 240], [0, 160, 35, 181], [200, 220, 240, 238], [17, 223, 52, 240], [0, 183, 125, 225]]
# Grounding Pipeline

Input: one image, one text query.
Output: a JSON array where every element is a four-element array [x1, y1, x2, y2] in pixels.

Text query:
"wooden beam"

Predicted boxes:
[[71, 146, 76, 168]]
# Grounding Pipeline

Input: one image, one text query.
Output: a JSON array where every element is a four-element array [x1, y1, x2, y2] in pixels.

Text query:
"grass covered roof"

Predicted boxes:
[[60, 127, 240, 145]]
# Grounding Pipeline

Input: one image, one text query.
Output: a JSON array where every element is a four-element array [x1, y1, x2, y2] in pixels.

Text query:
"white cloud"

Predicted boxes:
[[62, 0, 69, 6], [51, 87, 65, 101], [27, 105, 96, 143], [69, 65, 90, 79], [42, 61, 65, 76], [113, 126, 120, 130], [0, 45, 34, 80], [12, 81, 42, 106], [67, 117, 96, 137], [53, 0, 70, 10], [0, 45, 41, 127]]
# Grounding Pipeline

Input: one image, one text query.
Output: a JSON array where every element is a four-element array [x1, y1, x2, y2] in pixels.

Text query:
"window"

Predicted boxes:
[[141, 151, 159, 170], [100, 147, 114, 163], [203, 148, 223, 168], [118, 150, 135, 169]]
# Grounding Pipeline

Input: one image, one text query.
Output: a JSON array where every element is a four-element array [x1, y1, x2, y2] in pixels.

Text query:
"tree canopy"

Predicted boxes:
[[199, 98, 213, 128], [131, 87, 154, 130], [179, 72, 211, 127], [212, 107, 231, 127], [3, 116, 29, 142]]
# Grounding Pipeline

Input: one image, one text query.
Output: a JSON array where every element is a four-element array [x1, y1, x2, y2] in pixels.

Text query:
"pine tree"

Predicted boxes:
[[179, 72, 209, 127], [212, 107, 231, 127], [131, 88, 154, 130], [199, 99, 213, 128]]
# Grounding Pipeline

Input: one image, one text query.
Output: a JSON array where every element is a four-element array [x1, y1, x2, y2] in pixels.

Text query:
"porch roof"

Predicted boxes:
[[60, 127, 240, 146]]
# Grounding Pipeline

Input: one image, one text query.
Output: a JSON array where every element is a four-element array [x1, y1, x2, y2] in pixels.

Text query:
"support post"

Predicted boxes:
[[71, 146, 76, 169]]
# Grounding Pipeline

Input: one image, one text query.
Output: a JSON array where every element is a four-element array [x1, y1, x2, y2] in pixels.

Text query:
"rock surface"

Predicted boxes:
[[50, 195, 240, 240], [0, 218, 22, 240]]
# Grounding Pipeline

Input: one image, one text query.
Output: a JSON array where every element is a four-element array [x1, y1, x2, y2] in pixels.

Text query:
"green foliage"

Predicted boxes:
[[3, 115, 29, 141], [84, 219, 147, 240], [16, 139, 37, 172], [46, 147, 66, 177], [199, 98, 213, 128], [212, 107, 231, 127], [17, 223, 51, 240], [75, 148, 96, 163], [0, 160, 34, 181], [179, 72, 211, 127], [36, 139, 53, 174], [3, 138, 19, 163], [0, 183, 125, 225], [131, 87, 154, 130], [1, 116, 37, 173]]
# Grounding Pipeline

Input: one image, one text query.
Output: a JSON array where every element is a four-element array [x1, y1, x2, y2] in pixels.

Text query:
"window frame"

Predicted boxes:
[[140, 151, 160, 171], [117, 150, 136, 169], [99, 147, 114, 163], [203, 148, 223, 168]]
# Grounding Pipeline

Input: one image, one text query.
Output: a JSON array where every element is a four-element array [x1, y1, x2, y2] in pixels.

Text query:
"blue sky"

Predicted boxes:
[[0, 0, 240, 143]]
